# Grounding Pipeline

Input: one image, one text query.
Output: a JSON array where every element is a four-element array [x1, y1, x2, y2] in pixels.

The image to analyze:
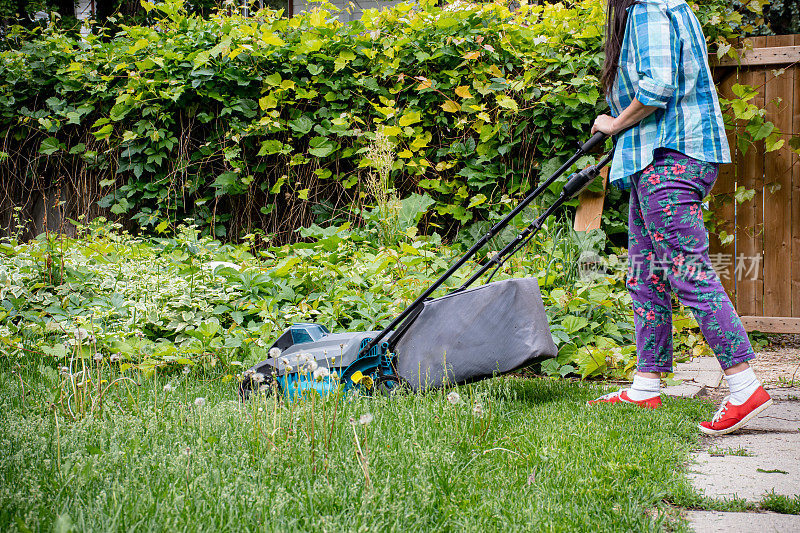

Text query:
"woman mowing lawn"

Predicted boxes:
[[587, 0, 772, 435]]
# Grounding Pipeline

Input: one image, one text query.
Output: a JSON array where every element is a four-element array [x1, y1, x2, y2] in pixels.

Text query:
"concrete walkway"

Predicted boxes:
[[666, 358, 800, 531]]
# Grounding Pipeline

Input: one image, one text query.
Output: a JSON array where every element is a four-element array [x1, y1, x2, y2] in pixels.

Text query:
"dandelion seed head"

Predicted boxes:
[[359, 413, 374, 425], [109, 354, 121, 363], [244, 368, 255, 377], [183, 366, 191, 374], [313, 366, 330, 382], [472, 403, 485, 417], [447, 391, 461, 405], [259, 384, 270, 392], [73, 328, 89, 341], [163, 383, 175, 392], [194, 397, 206, 408], [268, 347, 282, 358], [58, 366, 70, 375], [93, 353, 103, 363], [252, 372, 265, 384]]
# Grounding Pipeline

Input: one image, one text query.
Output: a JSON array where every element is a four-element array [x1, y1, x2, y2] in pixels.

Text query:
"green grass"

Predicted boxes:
[[0, 363, 715, 532], [760, 492, 800, 515]]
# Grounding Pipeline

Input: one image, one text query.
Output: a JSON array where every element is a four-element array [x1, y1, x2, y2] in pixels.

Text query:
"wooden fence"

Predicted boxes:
[[711, 35, 800, 333]]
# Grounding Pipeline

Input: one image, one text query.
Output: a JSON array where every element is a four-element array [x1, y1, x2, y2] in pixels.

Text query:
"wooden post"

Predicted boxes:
[[573, 166, 608, 232]]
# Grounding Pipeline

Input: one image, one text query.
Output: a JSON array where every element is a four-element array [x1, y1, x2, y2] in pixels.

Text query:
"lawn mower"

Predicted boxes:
[[240, 132, 611, 401]]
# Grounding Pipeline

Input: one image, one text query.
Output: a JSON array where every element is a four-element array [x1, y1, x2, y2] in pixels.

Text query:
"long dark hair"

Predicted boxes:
[[602, 0, 638, 95]]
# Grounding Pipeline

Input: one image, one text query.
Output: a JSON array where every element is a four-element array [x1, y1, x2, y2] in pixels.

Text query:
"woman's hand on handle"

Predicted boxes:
[[591, 114, 618, 136]]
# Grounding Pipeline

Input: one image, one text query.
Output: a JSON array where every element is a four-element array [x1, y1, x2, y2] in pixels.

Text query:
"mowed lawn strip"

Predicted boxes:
[[0, 371, 711, 532]]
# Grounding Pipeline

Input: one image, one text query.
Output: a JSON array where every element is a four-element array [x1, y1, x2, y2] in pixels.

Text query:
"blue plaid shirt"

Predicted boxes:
[[607, 0, 731, 189]]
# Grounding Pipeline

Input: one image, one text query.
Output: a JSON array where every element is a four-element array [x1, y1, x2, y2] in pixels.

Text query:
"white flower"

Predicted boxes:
[[447, 391, 461, 405], [359, 413, 374, 425], [93, 353, 103, 363], [58, 366, 70, 375], [259, 384, 270, 392], [109, 354, 121, 363], [268, 347, 282, 358], [313, 366, 330, 382], [472, 403, 485, 417], [194, 397, 206, 408], [73, 328, 89, 342], [183, 366, 191, 374], [252, 372, 265, 384], [163, 383, 175, 392], [304, 359, 318, 372], [244, 368, 255, 377]]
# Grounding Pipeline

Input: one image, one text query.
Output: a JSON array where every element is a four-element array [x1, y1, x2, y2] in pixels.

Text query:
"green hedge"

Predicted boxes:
[[0, 0, 758, 242]]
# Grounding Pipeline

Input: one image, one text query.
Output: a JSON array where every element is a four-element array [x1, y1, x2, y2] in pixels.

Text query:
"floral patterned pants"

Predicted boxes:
[[627, 148, 755, 373]]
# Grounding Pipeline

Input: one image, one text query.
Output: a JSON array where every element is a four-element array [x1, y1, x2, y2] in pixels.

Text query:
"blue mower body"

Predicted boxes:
[[239, 323, 399, 401]]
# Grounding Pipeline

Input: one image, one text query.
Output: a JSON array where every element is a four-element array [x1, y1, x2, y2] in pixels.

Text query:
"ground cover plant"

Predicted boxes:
[[0, 210, 716, 383]]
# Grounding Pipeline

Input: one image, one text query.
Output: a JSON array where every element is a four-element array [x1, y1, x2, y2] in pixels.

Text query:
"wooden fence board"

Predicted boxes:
[[792, 35, 800, 316], [710, 67, 739, 299], [761, 35, 795, 317], [735, 36, 766, 317]]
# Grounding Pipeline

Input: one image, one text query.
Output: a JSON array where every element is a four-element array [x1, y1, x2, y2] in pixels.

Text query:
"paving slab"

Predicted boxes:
[[664, 357, 724, 398], [674, 357, 724, 388], [686, 511, 800, 533], [663, 383, 705, 398], [687, 396, 800, 502], [767, 387, 800, 401]]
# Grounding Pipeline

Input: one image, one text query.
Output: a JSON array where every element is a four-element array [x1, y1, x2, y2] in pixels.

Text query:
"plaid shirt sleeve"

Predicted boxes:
[[630, 2, 679, 108]]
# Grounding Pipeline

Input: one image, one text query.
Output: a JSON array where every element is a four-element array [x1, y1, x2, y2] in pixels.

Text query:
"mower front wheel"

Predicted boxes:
[[374, 374, 410, 397]]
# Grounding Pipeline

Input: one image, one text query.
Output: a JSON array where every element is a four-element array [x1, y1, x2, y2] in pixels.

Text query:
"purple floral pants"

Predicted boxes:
[[628, 148, 755, 373]]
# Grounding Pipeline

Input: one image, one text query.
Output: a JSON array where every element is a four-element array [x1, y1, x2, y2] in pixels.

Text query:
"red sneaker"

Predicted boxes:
[[699, 386, 773, 436], [587, 389, 662, 409]]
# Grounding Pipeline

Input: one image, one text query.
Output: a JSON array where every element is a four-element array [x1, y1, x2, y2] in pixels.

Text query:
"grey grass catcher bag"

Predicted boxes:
[[393, 277, 556, 391]]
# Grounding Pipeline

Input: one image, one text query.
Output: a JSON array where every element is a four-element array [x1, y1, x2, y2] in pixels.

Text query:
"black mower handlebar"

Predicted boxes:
[[580, 131, 608, 153]]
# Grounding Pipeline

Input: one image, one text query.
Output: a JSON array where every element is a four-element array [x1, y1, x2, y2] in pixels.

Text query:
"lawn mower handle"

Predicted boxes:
[[358, 132, 610, 357]]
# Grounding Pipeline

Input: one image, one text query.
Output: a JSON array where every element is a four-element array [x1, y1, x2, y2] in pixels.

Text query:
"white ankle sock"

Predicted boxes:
[[627, 375, 661, 401], [725, 368, 760, 405]]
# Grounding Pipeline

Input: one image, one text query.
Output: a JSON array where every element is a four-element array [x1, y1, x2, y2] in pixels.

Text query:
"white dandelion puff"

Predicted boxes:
[[244, 368, 256, 377], [58, 366, 70, 376], [194, 397, 206, 408], [268, 347, 282, 358], [359, 413, 374, 425], [313, 366, 330, 382], [259, 384, 270, 392], [73, 328, 89, 342], [109, 354, 121, 363], [183, 366, 191, 374], [472, 403, 485, 417], [447, 391, 461, 405], [93, 353, 103, 363], [163, 383, 175, 393], [252, 372, 265, 384], [305, 359, 318, 372]]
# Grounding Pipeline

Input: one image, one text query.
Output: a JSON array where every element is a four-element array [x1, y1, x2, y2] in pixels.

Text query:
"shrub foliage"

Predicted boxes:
[[0, 0, 769, 242]]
